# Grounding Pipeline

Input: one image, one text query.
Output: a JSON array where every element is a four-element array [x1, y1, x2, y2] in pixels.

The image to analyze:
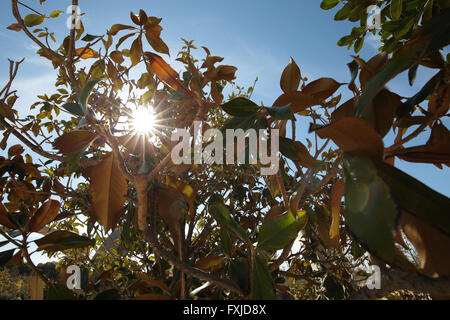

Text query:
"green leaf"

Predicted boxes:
[[257, 210, 307, 251], [320, 0, 340, 10], [208, 195, 248, 242], [24, 14, 45, 27], [390, 0, 403, 20], [221, 97, 259, 117], [342, 153, 413, 269], [45, 284, 76, 300], [79, 79, 101, 112], [265, 105, 294, 120], [49, 10, 63, 18], [228, 258, 249, 293], [35, 231, 95, 252], [60, 102, 84, 116], [279, 137, 299, 160], [373, 160, 450, 235], [0, 249, 15, 266], [251, 254, 276, 300], [82, 34, 101, 42], [219, 229, 232, 257], [334, 2, 353, 21]]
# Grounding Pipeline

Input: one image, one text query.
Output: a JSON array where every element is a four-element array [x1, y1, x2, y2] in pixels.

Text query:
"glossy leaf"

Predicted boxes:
[[29, 199, 60, 232], [221, 97, 259, 116], [35, 231, 94, 252], [280, 57, 301, 93], [87, 152, 128, 232]]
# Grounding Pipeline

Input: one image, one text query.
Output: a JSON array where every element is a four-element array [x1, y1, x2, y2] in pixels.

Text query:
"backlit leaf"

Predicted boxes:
[[53, 130, 97, 154], [29, 199, 60, 232], [280, 57, 301, 93]]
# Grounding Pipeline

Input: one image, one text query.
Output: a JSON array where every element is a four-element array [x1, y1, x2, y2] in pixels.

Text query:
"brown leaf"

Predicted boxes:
[[354, 53, 388, 88], [316, 117, 384, 159], [29, 199, 60, 232], [329, 180, 344, 241], [53, 130, 97, 154], [195, 255, 225, 272], [400, 211, 450, 277], [273, 92, 320, 113], [280, 57, 301, 93], [129, 38, 142, 66], [144, 52, 193, 98], [8, 144, 24, 158], [396, 123, 450, 165], [75, 48, 100, 59], [5, 250, 23, 266], [0, 203, 16, 229], [362, 89, 402, 137], [330, 98, 355, 122], [302, 78, 342, 101], [135, 272, 170, 294], [294, 141, 318, 168], [88, 152, 127, 231]]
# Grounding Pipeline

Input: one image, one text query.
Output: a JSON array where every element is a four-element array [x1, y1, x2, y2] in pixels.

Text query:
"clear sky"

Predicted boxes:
[[0, 0, 449, 262]]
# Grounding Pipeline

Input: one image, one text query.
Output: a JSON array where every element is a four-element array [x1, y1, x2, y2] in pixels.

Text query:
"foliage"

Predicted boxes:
[[0, 0, 449, 300]]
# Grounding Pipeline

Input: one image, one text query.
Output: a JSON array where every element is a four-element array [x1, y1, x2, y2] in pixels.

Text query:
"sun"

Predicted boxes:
[[131, 107, 156, 134]]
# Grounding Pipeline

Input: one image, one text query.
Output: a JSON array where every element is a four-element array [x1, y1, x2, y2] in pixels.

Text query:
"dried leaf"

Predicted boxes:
[[29, 199, 60, 232], [280, 57, 301, 93], [302, 78, 342, 101]]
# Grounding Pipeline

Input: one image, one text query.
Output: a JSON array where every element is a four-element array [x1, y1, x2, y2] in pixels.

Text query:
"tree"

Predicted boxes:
[[0, 0, 449, 300]]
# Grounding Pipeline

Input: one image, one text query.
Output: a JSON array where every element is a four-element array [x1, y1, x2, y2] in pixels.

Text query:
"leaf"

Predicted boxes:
[[390, 0, 403, 20], [399, 211, 450, 277], [315, 117, 384, 159], [0, 249, 15, 266], [144, 52, 193, 98], [280, 57, 301, 93], [273, 92, 321, 113], [331, 98, 355, 122], [135, 273, 170, 294], [109, 24, 136, 35], [60, 102, 84, 116], [81, 34, 101, 42], [302, 78, 342, 101], [251, 254, 276, 300], [354, 38, 431, 117], [8, 144, 24, 157], [6, 23, 22, 32], [373, 154, 450, 235], [29, 199, 60, 232], [219, 229, 232, 257], [221, 97, 259, 116], [130, 38, 142, 66], [24, 14, 44, 27], [342, 153, 413, 269], [49, 10, 63, 18], [394, 123, 450, 165], [320, 0, 340, 10], [87, 152, 127, 232], [79, 79, 100, 111], [35, 230, 95, 252], [208, 195, 248, 242], [354, 53, 388, 89], [75, 48, 100, 59], [330, 179, 344, 241], [53, 130, 97, 154], [195, 255, 225, 272], [257, 210, 307, 251], [265, 105, 294, 120], [5, 250, 22, 266], [29, 273, 45, 300]]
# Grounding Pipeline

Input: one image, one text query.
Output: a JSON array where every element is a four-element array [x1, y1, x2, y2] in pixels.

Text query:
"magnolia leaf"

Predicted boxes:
[[24, 14, 44, 27], [75, 48, 100, 59], [135, 273, 170, 294], [29, 199, 60, 232], [195, 255, 225, 272], [265, 104, 294, 120], [273, 92, 320, 113], [302, 78, 342, 101], [130, 38, 142, 66], [353, 53, 388, 89], [0, 249, 15, 266], [144, 52, 193, 97], [208, 195, 248, 242], [280, 57, 301, 93], [60, 102, 84, 116], [35, 231, 94, 252], [315, 117, 384, 159], [257, 210, 307, 251], [87, 152, 127, 232], [221, 97, 259, 116], [330, 179, 344, 241], [53, 130, 97, 154], [342, 153, 413, 269], [109, 24, 136, 35], [251, 254, 276, 300]]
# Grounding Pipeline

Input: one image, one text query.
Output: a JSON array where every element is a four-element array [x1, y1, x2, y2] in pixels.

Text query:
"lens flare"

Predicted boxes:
[[132, 108, 155, 134]]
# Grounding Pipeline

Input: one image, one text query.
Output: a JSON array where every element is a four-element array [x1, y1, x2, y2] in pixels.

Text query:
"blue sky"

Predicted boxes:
[[0, 0, 449, 262]]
